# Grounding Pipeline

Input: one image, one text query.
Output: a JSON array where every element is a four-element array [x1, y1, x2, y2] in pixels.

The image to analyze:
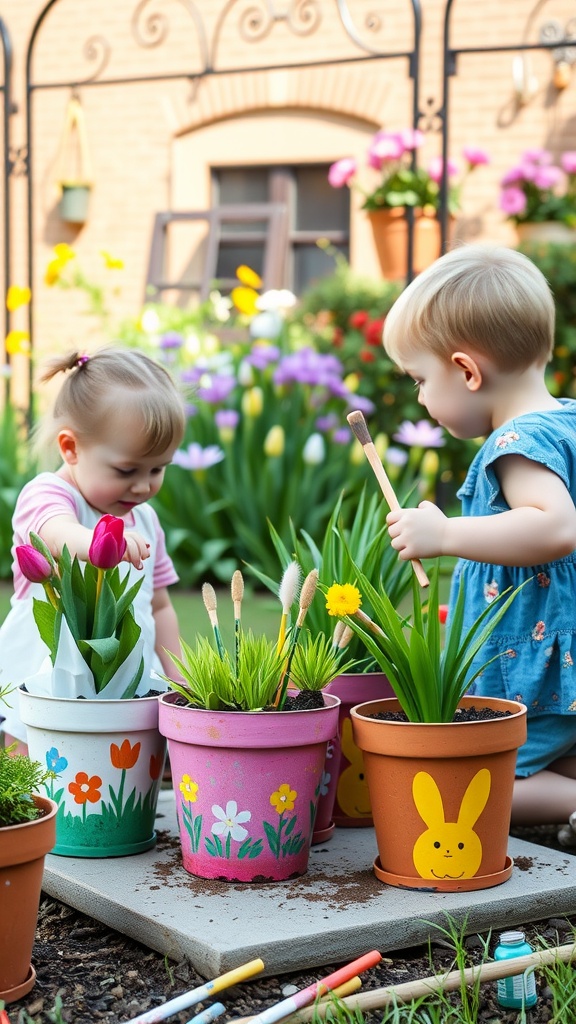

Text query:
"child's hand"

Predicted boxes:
[[123, 530, 151, 570], [387, 501, 447, 560]]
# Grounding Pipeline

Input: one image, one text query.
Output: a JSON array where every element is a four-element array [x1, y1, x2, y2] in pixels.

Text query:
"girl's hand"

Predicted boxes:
[[123, 530, 151, 570], [387, 501, 447, 560]]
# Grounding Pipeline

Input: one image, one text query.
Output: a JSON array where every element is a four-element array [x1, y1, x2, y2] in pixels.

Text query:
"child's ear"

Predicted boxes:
[[451, 351, 483, 392], [57, 429, 79, 465]]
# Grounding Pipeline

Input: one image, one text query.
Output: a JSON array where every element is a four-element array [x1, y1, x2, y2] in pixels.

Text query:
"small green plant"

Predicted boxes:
[[0, 743, 55, 827], [289, 632, 355, 691], [326, 560, 526, 723], [167, 631, 287, 711]]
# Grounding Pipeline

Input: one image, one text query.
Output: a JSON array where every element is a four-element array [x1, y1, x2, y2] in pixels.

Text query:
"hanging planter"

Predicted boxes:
[[59, 182, 92, 224], [19, 689, 166, 858], [159, 691, 340, 882], [55, 94, 94, 225], [351, 695, 527, 892], [367, 208, 442, 281]]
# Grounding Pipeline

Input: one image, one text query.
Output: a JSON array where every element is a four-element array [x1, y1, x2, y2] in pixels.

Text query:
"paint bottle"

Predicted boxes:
[[495, 930, 537, 1009]]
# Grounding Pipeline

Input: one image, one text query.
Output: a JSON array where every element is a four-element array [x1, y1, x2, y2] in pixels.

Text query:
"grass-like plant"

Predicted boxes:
[[0, 744, 55, 827], [326, 559, 526, 723], [289, 632, 355, 692]]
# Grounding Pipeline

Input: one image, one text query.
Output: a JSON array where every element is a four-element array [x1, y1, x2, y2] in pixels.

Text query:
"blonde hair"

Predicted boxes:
[[383, 244, 555, 372], [35, 347, 186, 457]]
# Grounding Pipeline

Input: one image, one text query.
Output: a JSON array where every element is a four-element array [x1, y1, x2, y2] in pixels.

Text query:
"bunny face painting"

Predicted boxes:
[[412, 768, 491, 880]]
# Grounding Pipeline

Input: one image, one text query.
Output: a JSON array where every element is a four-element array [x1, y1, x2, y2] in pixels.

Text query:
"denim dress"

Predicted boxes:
[[448, 400, 576, 776]]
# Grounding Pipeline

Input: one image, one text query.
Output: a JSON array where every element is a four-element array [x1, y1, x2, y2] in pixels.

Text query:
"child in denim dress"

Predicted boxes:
[[383, 243, 576, 846]]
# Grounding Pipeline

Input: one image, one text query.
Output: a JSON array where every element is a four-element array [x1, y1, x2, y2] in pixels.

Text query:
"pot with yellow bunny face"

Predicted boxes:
[[350, 694, 527, 892]]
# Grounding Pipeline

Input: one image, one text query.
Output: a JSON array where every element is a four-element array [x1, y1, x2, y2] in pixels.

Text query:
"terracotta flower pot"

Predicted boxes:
[[0, 795, 57, 1004], [351, 695, 527, 892], [367, 207, 442, 280], [159, 691, 340, 882], [19, 689, 166, 857]]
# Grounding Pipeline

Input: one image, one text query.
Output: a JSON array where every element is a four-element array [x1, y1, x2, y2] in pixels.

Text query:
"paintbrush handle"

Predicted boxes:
[[363, 442, 429, 589]]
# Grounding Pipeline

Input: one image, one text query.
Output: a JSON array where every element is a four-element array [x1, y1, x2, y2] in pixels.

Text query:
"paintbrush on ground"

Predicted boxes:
[[202, 582, 226, 659], [123, 958, 265, 1024], [347, 410, 429, 588]]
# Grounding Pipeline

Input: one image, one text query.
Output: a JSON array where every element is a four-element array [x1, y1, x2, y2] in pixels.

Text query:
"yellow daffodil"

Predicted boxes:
[[100, 250, 124, 270], [5, 330, 30, 355], [53, 243, 75, 263], [44, 258, 65, 286], [6, 285, 31, 311], [374, 432, 388, 460], [350, 439, 365, 466], [325, 583, 362, 618], [241, 386, 263, 418], [269, 783, 297, 814], [264, 425, 285, 457], [236, 265, 262, 289], [179, 774, 199, 803], [231, 286, 259, 317], [344, 372, 360, 393]]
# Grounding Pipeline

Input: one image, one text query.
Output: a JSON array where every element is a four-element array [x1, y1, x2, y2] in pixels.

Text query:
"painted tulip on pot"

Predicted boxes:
[[328, 564, 527, 892], [17, 516, 166, 858], [159, 570, 343, 882], [0, 683, 57, 1003]]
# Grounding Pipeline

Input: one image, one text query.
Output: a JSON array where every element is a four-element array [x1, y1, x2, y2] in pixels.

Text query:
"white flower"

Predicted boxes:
[[303, 433, 326, 466], [319, 770, 331, 796], [257, 289, 297, 312], [211, 800, 251, 841], [238, 360, 255, 386], [209, 290, 232, 323], [141, 308, 160, 333]]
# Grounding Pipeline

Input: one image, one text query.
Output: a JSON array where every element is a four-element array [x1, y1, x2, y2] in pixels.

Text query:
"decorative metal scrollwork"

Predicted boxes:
[[7, 145, 28, 178], [539, 17, 576, 67]]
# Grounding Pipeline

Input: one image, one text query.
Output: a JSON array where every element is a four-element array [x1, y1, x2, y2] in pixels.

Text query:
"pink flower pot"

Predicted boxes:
[[159, 692, 340, 882]]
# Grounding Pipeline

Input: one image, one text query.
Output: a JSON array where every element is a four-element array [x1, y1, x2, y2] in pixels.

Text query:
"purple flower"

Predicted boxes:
[[185, 403, 198, 418], [500, 166, 524, 187], [159, 331, 184, 350], [273, 348, 344, 388], [462, 146, 490, 167], [15, 544, 53, 583], [532, 165, 562, 190], [367, 133, 404, 169], [393, 420, 446, 448], [333, 427, 352, 445], [181, 367, 203, 385], [315, 413, 339, 433], [172, 444, 225, 470], [196, 374, 236, 404], [214, 409, 240, 430], [499, 187, 527, 216], [385, 446, 409, 467], [345, 394, 376, 416], [427, 157, 459, 183], [247, 345, 280, 370], [328, 158, 357, 188], [561, 151, 576, 175]]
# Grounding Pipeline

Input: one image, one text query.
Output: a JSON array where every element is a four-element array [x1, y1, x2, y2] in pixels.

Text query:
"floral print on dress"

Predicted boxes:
[[495, 430, 520, 449], [563, 652, 574, 668], [537, 572, 551, 588], [532, 620, 545, 642], [484, 579, 499, 603]]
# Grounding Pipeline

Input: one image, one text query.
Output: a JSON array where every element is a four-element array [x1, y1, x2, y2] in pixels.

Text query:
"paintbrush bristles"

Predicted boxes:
[[231, 570, 244, 604], [347, 410, 372, 446], [298, 569, 318, 612], [279, 561, 301, 613], [332, 620, 346, 646], [338, 625, 355, 649], [202, 583, 218, 614]]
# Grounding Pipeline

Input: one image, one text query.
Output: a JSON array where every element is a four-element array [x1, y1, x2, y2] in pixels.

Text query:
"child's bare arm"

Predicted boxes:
[[387, 456, 576, 567], [39, 514, 150, 569], [152, 587, 184, 681]]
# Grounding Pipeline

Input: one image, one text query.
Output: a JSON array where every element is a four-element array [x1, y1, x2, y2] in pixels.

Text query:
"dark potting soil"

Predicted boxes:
[[371, 705, 513, 723], [165, 691, 326, 711]]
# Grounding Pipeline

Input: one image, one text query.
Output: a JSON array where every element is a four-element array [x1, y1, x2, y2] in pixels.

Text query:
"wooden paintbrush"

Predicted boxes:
[[347, 410, 429, 588], [202, 582, 226, 659], [231, 570, 244, 676]]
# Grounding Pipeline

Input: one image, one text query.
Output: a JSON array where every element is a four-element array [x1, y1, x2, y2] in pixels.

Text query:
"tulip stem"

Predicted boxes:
[[43, 580, 60, 611], [95, 567, 104, 607]]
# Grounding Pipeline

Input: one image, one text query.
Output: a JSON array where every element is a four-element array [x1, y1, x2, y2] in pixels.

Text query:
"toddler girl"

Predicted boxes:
[[0, 346, 186, 747], [383, 244, 576, 845]]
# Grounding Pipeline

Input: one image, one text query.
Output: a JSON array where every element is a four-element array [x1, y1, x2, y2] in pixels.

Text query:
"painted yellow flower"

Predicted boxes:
[[6, 285, 31, 311], [179, 774, 199, 803], [231, 286, 259, 317], [5, 330, 30, 355], [325, 583, 362, 618], [236, 265, 262, 289], [264, 425, 285, 457], [101, 250, 124, 270], [270, 783, 297, 814]]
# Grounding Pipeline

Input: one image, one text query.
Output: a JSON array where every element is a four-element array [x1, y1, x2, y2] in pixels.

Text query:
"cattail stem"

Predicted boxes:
[[275, 569, 318, 708], [231, 570, 244, 678], [202, 582, 225, 660]]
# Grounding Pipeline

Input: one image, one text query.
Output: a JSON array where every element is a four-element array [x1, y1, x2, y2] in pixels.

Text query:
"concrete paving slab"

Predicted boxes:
[[42, 790, 576, 979]]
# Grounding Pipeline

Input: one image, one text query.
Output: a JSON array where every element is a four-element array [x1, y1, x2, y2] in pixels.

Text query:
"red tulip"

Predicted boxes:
[[15, 544, 52, 583], [88, 515, 127, 569], [438, 604, 449, 625]]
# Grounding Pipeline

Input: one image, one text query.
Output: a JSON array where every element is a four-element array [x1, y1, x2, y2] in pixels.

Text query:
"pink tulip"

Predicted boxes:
[[16, 544, 53, 583], [88, 515, 127, 569], [328, 158, 357, 188]]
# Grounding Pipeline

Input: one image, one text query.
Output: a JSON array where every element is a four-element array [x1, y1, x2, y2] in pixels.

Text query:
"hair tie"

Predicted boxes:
[[76, 354, 90, 368]]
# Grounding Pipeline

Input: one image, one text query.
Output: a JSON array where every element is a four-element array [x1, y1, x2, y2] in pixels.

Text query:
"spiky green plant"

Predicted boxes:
[[289, 632, 355, 691], [166, 632, 288, 711]]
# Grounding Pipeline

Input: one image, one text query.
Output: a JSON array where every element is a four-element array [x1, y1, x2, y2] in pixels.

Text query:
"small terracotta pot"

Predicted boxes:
[[368, 208, 442, 280], [0, 795, 57, 1003], [351, 695, 527, 892]]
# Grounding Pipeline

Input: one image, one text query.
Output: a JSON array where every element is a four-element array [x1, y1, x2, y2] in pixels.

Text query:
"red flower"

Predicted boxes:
[[360, 349, 376, 363], [364, 318, 386, 346], [438, 604, 449, 625], [68, 772, 102, 804], [149, 752, 164, 780], [15, 544, 52, 583], [349, 310, 369, 329], [110, 738, 141, 769], [88, 515, 127, 569]]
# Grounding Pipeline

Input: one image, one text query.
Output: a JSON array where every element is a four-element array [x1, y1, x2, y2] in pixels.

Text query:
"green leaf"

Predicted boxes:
[[79, 636, 120, 664], [32, 597, 59, 659]]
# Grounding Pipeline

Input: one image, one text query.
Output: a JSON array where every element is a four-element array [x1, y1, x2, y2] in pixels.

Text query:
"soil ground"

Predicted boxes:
[[6, 826, 576, 1024]]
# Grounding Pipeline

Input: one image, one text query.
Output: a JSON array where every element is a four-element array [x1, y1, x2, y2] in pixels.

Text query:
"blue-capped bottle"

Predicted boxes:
[[495, 930, 537, 1009]]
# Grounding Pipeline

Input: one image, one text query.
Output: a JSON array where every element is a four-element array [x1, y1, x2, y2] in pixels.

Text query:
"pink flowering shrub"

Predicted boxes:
[[500, 148, 576, 226]]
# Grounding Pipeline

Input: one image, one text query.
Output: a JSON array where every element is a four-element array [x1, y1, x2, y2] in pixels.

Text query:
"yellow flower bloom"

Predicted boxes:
[[344, 372, 360, 393], [264, 425, 285, 457], [374, 432, 388, 460], [270, 783, 297, 814], [44, 258, 65, 286], [325, 583, 362, 617], [231, 286, 259, 317], [236, 265, 262, 289], [100, 250, 124, 270], [6, 285, 31, 311], [53, 243, 75, 263], [179, 774, 199, 803], [350, 439, 365, 466], [5, 330, 30, 355], [241, 386, 263, 418]]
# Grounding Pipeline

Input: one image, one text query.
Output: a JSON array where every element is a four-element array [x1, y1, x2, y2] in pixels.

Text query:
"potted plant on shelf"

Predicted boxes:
[[159, 570, 344, 882], [328, 128, 490, 279], [0, 685, 57, 1004], [327, 563, 527, 893], [500, 147, 576, 244], [249, 486, 413, 836], [17, 515, 167, 858]]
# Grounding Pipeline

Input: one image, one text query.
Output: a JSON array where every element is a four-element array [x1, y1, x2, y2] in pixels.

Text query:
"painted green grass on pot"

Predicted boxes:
[[327, 561, 526, 723]]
